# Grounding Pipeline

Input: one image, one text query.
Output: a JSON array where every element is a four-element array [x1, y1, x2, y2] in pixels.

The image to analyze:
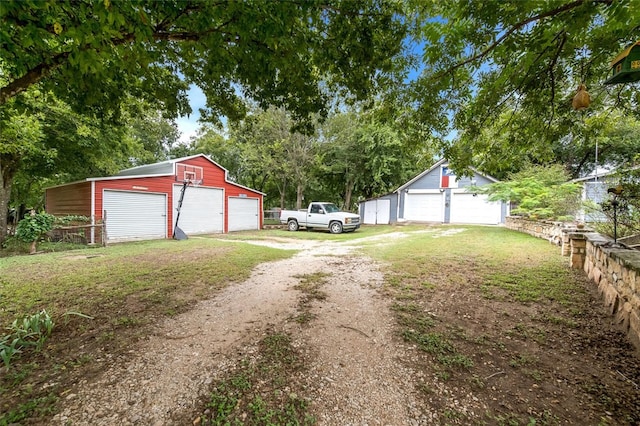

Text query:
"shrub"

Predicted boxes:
[[473, 164, 581, 220], [15, 212, 55, 254]]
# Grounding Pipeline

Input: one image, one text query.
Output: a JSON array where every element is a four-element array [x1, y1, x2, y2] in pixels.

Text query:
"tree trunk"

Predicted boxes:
[[30, 240, 37, 255], [344, 180, 354, 211], [278, 179, 287, 209], [295, 184, 304, 210], [0, 161, 14, 246]]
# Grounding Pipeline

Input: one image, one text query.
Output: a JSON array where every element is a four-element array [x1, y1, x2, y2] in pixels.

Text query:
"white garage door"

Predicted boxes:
[[450, 191, 502, 224], [173, 185, 224, 235], [103, 190, 166, 242], [404, 192, 444, 222], [363, 199, 391, 225], [228, 197, 260, 232]]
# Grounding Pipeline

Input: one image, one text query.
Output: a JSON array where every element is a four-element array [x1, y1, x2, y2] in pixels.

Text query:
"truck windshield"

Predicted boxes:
[[323, 203, 340, 213]]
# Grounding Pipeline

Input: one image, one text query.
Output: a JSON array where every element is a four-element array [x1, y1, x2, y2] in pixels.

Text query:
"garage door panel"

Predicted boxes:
[[404, 193, 443, 222], [363, 200, 376, 224], [450, 192, 501, 224], [173, 185, 224, 235], [104, 191, 166, 242], [228, 197, 259, 232], [376, 199, 390, 224]]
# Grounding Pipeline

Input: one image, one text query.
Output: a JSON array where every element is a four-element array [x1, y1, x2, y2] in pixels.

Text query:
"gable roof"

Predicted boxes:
[[45, 154, 265, 195], [115, 154, 225, 177], [395, 159, 499, 193]]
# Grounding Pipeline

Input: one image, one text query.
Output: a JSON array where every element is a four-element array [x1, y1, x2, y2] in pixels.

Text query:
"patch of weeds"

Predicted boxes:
[[98, 331, 115, 342], [538, 313, 578, 328], [396, 312, 435, 333], [403, 329, 473, 371], [420, 280, 436, 290], [443, 408, 467, 421], [294, 272, 329, 301], [494, 341, 507, 352], [508, 323, 546, 343], [417, 383, 434, 394], [437, 353, 474, 369], [509, 353, 537, 368], [436, 370, 451, 381], [469, 374, 485, 389], [525, 369, 543, 381], [292, 311, 316, 324], [2, 363, 38, 387], [0, 392, 58, 425], [293, 273, 329, 327], [485, 411, 522, 426], [69, 354, 93, 368], [111, 316, 140, 327], [200, 332, 314, 426]]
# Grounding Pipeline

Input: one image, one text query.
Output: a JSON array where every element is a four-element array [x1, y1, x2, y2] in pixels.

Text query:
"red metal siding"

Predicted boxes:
[[94, 176, 175, 237], [49, 155, 263, 239], [224, 187, 263, 232], [46, 182, 91, 216]]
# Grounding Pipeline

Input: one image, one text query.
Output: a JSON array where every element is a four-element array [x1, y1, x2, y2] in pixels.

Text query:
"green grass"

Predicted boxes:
[[0, 238, 293, 326], [200, 332, 314, 426], [0, 236, 295, 424], [361, 224, 591, 411]]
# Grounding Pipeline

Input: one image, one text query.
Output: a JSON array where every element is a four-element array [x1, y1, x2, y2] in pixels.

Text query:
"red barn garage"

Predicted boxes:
[[45, 154, 264, 243]]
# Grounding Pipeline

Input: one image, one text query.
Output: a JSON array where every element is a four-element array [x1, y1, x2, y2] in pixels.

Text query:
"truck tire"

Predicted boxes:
[[329, 221, 343, 234], [287, 219, 299, 231]]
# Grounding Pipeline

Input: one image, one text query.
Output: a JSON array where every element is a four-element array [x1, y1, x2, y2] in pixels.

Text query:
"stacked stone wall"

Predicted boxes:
[[583, 236, 640, 350], [505, 216, 640, 352]]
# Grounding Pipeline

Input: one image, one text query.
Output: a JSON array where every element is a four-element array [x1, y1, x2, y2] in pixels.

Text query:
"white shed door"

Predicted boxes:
[[404, 193, 444, 222], [364, 199, 391, 225], [376, 199, 391, 224], [103, 190, 166, 242], [173, 185, 224, 235], [363, 200, 377, 224], [228, 197, 260, 232], [450, 192, 501, 224]]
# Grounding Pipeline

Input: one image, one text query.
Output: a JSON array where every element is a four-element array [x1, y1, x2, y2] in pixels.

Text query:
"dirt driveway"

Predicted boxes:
[[50, 229, 640, 425]]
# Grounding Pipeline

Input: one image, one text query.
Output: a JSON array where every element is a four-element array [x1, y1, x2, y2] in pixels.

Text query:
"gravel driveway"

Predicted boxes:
[[54, 234, 429, 425]]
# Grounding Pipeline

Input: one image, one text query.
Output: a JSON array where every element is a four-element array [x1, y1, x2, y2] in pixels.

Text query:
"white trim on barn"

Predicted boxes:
[[228, 197, 260, 231], [103, 190, 167, 242], [172, 184, 224, 235]]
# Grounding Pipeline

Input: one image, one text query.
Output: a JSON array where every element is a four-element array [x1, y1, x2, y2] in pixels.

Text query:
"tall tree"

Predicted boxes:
[[1, 0, 406, 119], [1, 0, 408, 243], [407, 0, 640, 173]]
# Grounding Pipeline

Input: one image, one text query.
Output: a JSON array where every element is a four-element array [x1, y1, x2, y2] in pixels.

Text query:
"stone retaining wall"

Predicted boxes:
[[505, 216, 640, 352]]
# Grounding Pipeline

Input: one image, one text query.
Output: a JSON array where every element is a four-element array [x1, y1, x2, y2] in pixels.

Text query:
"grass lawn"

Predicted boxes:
[[1, 225, 638, 425]]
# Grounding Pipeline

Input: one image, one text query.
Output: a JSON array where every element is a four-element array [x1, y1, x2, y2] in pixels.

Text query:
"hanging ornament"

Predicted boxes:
[[572, 83, 590, 110]]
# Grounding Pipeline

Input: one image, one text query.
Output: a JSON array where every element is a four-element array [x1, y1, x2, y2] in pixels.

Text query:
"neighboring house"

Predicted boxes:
[[570, 167, 640, 223], [359, 159, 508, 225], [45, 154, 263, 243]]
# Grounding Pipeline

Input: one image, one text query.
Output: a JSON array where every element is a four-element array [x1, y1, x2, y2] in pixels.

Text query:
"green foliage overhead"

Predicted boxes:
[[406, 0, 640, 174], [476, 164, 582, 220], [1, 0, 407, 125]]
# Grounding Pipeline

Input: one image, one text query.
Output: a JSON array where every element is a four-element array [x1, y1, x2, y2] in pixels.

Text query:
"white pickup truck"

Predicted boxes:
[[279, 202, 361, 234]]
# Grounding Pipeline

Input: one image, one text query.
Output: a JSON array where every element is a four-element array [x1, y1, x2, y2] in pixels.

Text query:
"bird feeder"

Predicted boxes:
[[572, 83, 590, 110], [603, 40, 640, 85]]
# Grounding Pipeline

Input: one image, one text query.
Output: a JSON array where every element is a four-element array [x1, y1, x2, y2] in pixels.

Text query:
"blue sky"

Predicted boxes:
[[176, 84, 207, 143]]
